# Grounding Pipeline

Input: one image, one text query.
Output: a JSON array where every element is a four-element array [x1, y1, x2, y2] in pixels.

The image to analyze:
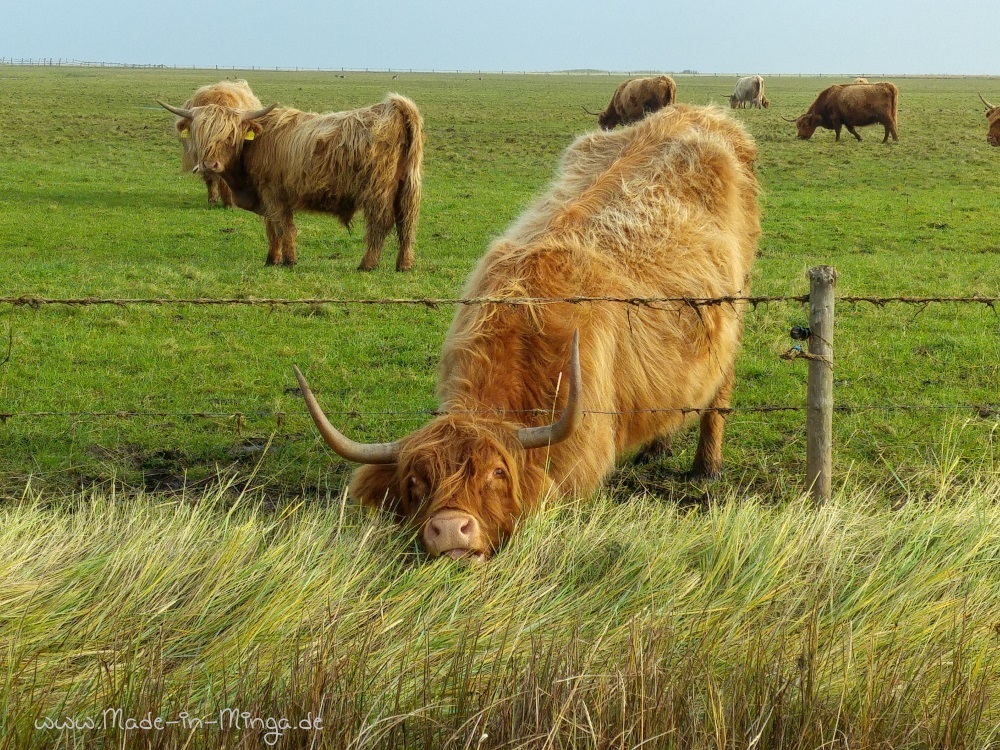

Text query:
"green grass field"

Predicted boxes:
[[1, 67, 999, 748], [1, 68, 998, 498]]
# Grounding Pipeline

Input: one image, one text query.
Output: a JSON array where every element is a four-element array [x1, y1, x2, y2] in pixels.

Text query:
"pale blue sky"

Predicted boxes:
[[3, 0, 996, 74]]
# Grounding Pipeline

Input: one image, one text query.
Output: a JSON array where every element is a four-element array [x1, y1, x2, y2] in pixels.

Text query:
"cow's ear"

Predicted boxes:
[[245, 121, 265, 140], [175, 119, 192, 138], [350, 463, 405, 516]]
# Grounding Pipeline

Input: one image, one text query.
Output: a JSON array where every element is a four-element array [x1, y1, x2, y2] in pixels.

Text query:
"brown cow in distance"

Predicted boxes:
[[159, 94, 424, 270], [788, 82, 899, 143], [586, 75, 677, 129], [175, 80, 262, 207], [294, 104, 760, 563], [979, 94, 1000, 146]]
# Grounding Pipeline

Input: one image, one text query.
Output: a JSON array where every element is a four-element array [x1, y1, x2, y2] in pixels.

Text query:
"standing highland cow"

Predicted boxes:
[[175, 80, 262, 207], [728, 75, 768, 109], [787, 82, 899, 142], [585, 76, 677, 130], [295, 104, 760, 562], [159, 94, 424, 270]]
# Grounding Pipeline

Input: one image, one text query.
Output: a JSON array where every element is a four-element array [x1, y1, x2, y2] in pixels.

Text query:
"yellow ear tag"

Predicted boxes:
[[244, 130, 255, 141], [180, 129, 189, 139]]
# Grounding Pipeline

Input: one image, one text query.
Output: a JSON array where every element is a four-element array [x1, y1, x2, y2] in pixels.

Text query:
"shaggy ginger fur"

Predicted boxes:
[[177, 80, 262, 207], [341, 104, 760, 558], [171, 94, 424, 269]]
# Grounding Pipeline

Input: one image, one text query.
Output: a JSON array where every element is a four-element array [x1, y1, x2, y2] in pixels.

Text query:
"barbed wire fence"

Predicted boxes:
[[2, 266, 999, 501]]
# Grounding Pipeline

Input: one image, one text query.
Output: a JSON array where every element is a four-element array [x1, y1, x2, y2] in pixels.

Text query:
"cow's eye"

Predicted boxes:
[[408, 475, 429, 502], [492, 467, 507, 479]]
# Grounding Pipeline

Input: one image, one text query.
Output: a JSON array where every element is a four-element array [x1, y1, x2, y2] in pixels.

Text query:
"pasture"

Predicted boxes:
[[1, 68, 999, 747], [0, 69, 998, 497]]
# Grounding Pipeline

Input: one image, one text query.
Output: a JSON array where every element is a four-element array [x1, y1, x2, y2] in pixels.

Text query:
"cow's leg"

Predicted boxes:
[[281, 214, 298, 266], [264, 217, 283, 265], [360, 205, 392, 271], [218, 179, 235, 208], [883, 119, 899, 143], [263, 207, 296, 266], [393, 178, 420, 272], [630, 434, 674, 465], [834, 124, 842, 141], [689, 367, 734, 480], [846, 124, 863, 141], [206, 177, 220, 206]]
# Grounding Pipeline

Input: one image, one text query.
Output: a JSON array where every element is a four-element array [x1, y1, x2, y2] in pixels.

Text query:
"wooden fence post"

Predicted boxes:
[[806, 265, 837, 504]]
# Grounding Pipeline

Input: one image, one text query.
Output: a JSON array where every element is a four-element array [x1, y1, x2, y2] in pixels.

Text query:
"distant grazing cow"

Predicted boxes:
[[854, 77, 869, 84], [294, 104, 760, 562], [728, 75, 768, 109], [585, 75, 677, 129], [787, 82, 899, 142], [159, 94, 424, 270], [175, 80, 262, 207], [979, 94, 1000, 146]]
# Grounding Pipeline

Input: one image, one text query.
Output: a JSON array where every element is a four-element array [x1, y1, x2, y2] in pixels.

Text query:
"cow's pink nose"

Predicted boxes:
[[423, 511, 480, 558], [200, 160, 222, 173]]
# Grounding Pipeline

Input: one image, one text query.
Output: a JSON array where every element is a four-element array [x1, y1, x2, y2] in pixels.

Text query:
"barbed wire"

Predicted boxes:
[[2, 403, 997, 425], [0, 294, 803, 309], [2, 294, 999, 309]]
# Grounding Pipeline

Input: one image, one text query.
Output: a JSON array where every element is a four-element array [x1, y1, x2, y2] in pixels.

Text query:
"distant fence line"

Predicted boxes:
[[2, 294, 999, 309], [1, 59, 992, 79]]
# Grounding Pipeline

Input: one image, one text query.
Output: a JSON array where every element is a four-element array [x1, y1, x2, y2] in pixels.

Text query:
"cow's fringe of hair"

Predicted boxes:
[[178, 80, 261, 173], [350, 412, 550, 550]]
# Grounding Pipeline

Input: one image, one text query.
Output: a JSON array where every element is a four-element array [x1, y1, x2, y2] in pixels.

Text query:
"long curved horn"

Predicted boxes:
[[516, 330, 583, 449], [242, 103, 278, 121], [781, 115, 798, 123], [157, 100, 194, 119], [979, 93, 995, 110], [293, 365, 400, 464], [582, 106, 602, 116]]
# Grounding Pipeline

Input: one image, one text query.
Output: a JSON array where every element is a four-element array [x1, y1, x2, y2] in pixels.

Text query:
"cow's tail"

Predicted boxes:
[[388, 94, 424, 270]]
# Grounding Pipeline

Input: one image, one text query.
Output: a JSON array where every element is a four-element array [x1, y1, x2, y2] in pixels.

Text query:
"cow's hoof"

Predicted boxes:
[[683, 468, 721, 483], [358, 263, 377, 272], [396, 263, 414, 272], [630, 438, 673, 465]]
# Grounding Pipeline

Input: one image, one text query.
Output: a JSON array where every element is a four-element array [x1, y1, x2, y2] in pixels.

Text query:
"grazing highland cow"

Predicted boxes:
[[175, 80, 262, 207], [979, 94, 1000, 146], [295, 104, 760, 562], [158, 94, 424, 270], [586, 76, 677, 129], [728, 75, 768, 109], [787, 82, 899, 142], [853, 77, 869, 84]]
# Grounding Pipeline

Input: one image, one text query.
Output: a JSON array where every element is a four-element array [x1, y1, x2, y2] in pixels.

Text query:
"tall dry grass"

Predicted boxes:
[[2, 473, 999, 748]]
